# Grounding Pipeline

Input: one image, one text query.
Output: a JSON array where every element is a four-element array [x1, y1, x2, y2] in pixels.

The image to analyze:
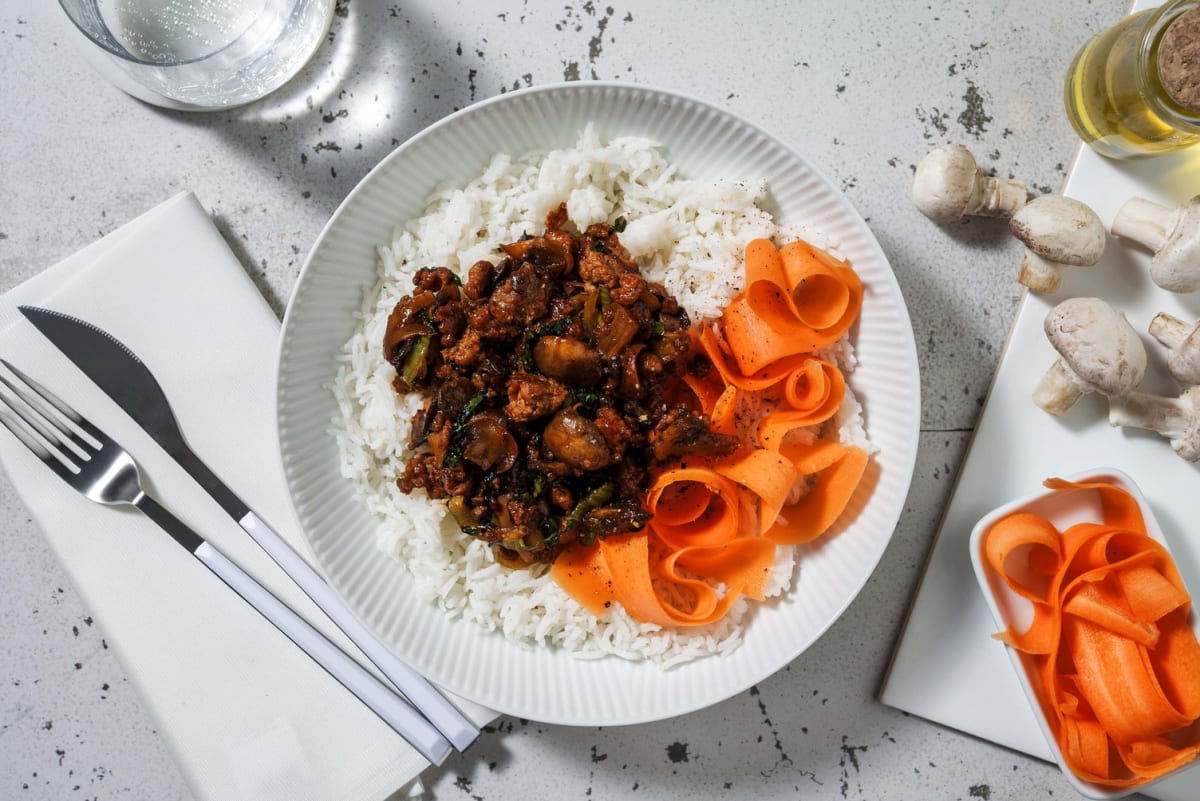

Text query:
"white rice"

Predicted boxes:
[[332, 126, 869, 666]]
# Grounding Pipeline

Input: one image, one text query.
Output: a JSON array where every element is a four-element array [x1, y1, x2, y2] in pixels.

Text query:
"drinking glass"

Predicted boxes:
[[57, 0, 336, 110]]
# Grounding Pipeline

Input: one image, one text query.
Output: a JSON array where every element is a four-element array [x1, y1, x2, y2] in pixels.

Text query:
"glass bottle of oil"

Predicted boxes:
[[1064, 0, 1200, 159]]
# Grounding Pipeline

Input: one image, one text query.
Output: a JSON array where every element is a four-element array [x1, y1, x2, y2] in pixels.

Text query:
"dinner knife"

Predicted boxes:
[[19, 305, 479, 753]]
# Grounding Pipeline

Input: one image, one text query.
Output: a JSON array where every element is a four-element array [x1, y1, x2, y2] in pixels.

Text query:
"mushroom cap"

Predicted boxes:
[[911, 144, 980, 223], [1150, 196, 1200, 293], [1044, 297, 1146, 396], [1011, 195, 1106, 266]]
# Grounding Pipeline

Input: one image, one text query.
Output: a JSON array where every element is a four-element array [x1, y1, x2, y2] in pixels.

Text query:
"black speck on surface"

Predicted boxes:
[[957, 81, 992, 137], [970, 784, 992, 800], [914, 105, 949, 139], [838, 736, 868, 798], [665, 741, 689, 763], [563, 60, 581, 81], [590, 745, 607, 763], [588, 24, 606, 62]]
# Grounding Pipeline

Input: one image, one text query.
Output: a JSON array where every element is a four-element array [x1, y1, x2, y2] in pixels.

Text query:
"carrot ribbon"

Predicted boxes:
[[983, 478, 1200, 787], [722, 239, 863, 375]]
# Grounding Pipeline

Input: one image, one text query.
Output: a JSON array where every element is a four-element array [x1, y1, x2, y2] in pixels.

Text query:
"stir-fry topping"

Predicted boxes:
[[384, 204, 738, 566]]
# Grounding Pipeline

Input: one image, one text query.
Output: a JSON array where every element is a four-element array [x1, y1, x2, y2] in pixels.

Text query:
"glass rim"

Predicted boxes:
[[56, 0, 245, 67]]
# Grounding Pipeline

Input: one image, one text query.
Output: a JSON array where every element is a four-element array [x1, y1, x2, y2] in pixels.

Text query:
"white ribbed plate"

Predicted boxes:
[[277, 82, 920, 725]]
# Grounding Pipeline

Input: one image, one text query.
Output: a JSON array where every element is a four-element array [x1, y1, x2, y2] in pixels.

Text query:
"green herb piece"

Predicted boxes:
[[613, 216, 627, 233], [541, 515, 561, 548], [442, 391, 486, 467], [400, 335, 431, 385], [591, 240, 612, 254], [562, 482, 616, 543], [576, 390, 602, 407], [511, 532, 545, 552], [598, 283, 612, 310]]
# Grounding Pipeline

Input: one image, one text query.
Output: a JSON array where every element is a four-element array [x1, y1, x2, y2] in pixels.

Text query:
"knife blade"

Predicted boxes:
[[19, 305, 479, 752]]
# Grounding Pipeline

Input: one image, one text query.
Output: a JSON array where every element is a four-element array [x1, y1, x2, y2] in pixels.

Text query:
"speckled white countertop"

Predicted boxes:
[[0, 1, 1147, 799]]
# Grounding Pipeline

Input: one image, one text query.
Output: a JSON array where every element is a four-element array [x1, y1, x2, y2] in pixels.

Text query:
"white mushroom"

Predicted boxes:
[[1110, 195, 1200, 293], [1010, 195, 1107, 293], [1148, 312, 1200, 385], [1108, 385, 1200, 462], [911, 144, 1027, 224], [1033, 297, 1147, 416]]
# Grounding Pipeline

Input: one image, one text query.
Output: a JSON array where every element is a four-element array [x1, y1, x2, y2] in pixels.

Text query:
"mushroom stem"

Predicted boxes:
[[1110, 197, 1174, 251], [1033, 359, 1091, 416], [974, 177, 1029, 219], [1148, 312, 1200, 385], [1017, 252, 1065, 294], [1108, 386, 1200, 461], [1149, 312, 1188, 349]]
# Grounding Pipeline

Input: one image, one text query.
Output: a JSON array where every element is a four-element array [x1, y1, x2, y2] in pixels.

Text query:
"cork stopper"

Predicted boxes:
[[1158, 6, 1200, 112]]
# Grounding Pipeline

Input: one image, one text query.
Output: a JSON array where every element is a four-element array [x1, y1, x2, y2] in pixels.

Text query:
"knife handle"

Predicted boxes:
[[190, 537, 453, 766], [239, 511, 479, 752]]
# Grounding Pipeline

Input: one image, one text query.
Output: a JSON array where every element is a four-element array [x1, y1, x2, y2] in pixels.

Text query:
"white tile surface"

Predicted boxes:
[[0, 0, 1150, 799]]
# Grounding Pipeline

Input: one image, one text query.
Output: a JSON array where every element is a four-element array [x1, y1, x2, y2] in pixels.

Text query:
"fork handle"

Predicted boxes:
[[239, 511, 479, 751], [133, 496, 453, 766]]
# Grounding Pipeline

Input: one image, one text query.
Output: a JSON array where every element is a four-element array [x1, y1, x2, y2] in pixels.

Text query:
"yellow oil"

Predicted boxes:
[[1064, 9, 1200, 159]]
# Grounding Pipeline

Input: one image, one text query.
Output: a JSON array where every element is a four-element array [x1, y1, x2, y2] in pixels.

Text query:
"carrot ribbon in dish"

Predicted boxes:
[[722, 239, 863, 375], [553, 238, 869, 628], [983, 478, 1200, 787]]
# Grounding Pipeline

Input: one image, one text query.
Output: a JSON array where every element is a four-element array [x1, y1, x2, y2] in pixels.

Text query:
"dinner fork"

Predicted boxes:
[[0, 359, 453, 766]]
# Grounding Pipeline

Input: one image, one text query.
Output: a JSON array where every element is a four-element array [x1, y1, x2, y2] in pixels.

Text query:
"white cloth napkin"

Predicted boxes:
[[0, 192, 495, 801]]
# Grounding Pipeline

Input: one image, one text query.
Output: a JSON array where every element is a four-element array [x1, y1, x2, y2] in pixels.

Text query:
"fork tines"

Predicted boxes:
[[0, 360, 101, 472]]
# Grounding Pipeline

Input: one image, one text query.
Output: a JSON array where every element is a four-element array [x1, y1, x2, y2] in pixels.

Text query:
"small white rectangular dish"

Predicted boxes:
[[969, 468, 1200, 800]]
